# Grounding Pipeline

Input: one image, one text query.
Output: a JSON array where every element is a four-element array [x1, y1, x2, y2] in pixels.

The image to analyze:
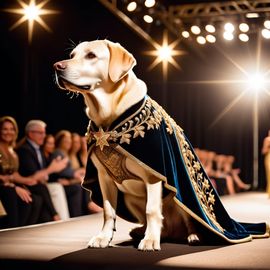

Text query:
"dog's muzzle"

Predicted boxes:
[[54, 72, 93, 91]]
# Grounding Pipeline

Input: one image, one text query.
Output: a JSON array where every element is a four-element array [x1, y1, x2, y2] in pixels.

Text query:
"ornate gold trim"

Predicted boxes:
[[85, 97, 179, 149]]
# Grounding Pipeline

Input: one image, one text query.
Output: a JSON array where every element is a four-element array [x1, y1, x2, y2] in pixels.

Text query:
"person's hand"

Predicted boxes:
[[47, 156, 68, 173], [0, 174, 11, 184], [232, 168, 241, 175], [58, 178, 70, 186], [25, 178, 39, 186], [11, 172, 39, 185], [32, 170, 48, 183], [74, 167, 85, 180], [15, 186, 32, 203]]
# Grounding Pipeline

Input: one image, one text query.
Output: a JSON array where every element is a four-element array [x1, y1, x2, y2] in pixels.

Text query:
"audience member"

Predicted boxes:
[[49, 130, 85, 217], [42, 134, 70, 220], [222, 155, 251, 191], [195, 148, 250, 196], [0, 116, 42, 228], [196, 149, 228, 195], [262, 130, 270, 197], [16, 120, 68, 223]]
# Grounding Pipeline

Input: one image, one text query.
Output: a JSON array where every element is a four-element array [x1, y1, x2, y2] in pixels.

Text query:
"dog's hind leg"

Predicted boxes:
[[138, 181, 163, 251], [182, 211, 200, 245]]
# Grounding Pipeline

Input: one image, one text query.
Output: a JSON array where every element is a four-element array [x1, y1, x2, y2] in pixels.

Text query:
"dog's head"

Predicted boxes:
[[54, 40, 136, 93]]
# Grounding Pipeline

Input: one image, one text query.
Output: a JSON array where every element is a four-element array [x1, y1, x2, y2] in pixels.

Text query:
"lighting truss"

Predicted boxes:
[[169, 1, 270, 21], [99, 0, 270, 45]]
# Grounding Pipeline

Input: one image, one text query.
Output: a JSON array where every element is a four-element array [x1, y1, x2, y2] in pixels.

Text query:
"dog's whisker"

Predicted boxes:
[[68, 38, 77, 47], [66, 91, 71, 97], [64, 38, 78, 52]]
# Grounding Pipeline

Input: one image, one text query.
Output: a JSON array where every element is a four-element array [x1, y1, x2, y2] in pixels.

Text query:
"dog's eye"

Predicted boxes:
[[86, 52, 96, 59]]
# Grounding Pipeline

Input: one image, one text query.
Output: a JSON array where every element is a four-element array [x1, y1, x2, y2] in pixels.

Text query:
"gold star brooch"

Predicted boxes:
[[94, 127, 110, 151]]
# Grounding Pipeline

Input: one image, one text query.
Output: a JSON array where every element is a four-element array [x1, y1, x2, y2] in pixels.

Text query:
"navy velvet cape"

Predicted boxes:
[[83, 95, 269, 244]]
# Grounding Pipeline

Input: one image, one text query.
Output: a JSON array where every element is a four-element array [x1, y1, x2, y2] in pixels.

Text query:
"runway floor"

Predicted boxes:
[[0, 191, 270, 270]]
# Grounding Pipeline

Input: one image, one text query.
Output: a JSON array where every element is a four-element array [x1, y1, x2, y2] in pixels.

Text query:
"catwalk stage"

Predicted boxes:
[[0, 192, 270, 270]]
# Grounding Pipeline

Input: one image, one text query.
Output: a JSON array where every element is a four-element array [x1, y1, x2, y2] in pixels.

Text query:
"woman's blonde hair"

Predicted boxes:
[[0, 116, 19, 147]]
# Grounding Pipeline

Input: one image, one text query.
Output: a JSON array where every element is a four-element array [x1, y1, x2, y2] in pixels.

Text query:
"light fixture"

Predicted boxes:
[[223, 31, 234, 41], [3, 0, 59, 43], [205, 24, 215, 33], [181, 31, 190, 38], [239, 33, 249, 42], [239, 23, 249, 32], [206, 34, 216, 43], [197, 36, 206, 44], [144, 0, 155, 8], [143, 15, 153, 23], [127, 2, 137, 12], [262, 28, 270, 39], [264, 20, 270, 29], [246, 13, 259, 18], [224, 22, 235, 32], [191, 25, 201, 35], [144, 31, 185, 78], [247, 73, 265, 92]]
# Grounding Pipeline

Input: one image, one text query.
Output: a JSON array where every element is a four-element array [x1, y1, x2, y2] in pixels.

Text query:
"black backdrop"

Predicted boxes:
[[1, 0, 270, 188]]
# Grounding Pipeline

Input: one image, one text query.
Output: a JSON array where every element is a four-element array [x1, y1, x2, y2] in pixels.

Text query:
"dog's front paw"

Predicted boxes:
[[138, 238, 161, 251], [87, 232, 112, 248], [187, 233, 200, 245]]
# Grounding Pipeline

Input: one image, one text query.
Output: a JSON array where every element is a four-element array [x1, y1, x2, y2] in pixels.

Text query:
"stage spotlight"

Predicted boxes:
[[262, 28, 270, 39], [264, 20, 270, 29], [206, 34, 216, 43], [3, 0, 59, 43], [205, 24, 215, 33], [181, 31, 190, 38], [248, 73, 265, 92], [223, 31, 234, 41], [144, 15, 153, 23], [239, 33, 249, 42], [144, 0, 155, 8], [246, 13, 259, 18], [239, 23, 249, 32], [127, 2, 137, 12], [196, 36, 206, 44], [24, 3, 39, 20], [224, 22, 235, 32], [191, 25, 201, 35], [157, 46, 173, 61]]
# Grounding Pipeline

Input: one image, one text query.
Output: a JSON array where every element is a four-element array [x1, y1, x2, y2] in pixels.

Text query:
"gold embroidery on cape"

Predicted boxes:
[[86, 98, 167, 147], [93, 144, 136, 184], [149, 98, 224, 232], [178, 132, 224, 232], [87, 96, 224, 232]]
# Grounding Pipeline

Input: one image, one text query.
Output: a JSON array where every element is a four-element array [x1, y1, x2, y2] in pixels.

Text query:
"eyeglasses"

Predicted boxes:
[[30, 130, 46, 135]]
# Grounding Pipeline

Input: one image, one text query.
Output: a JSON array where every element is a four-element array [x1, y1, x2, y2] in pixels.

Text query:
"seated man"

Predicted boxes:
[[16, 120, 68, 223]]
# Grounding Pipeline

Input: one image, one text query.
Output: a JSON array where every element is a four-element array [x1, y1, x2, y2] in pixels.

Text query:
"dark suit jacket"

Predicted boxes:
[[16, 140, 47, 176]]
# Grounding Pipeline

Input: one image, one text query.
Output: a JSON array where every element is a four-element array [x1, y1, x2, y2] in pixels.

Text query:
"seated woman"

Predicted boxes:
[[0, 116, 42, 228], [42, 134, 70, 220], [49, 130, 85, 217], [222, 155, 251, 191], [262, 131, 270, 197]]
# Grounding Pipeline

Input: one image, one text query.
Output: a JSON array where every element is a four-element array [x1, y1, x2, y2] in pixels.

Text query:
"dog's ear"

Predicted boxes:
[[106, 40, 136, 83]]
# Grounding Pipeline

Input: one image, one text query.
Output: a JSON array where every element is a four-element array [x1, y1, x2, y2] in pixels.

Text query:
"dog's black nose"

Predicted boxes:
[[54, 61, 66, 71]]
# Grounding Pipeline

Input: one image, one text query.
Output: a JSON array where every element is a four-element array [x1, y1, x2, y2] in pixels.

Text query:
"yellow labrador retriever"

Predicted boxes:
[[54, 40, 200, 251]]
